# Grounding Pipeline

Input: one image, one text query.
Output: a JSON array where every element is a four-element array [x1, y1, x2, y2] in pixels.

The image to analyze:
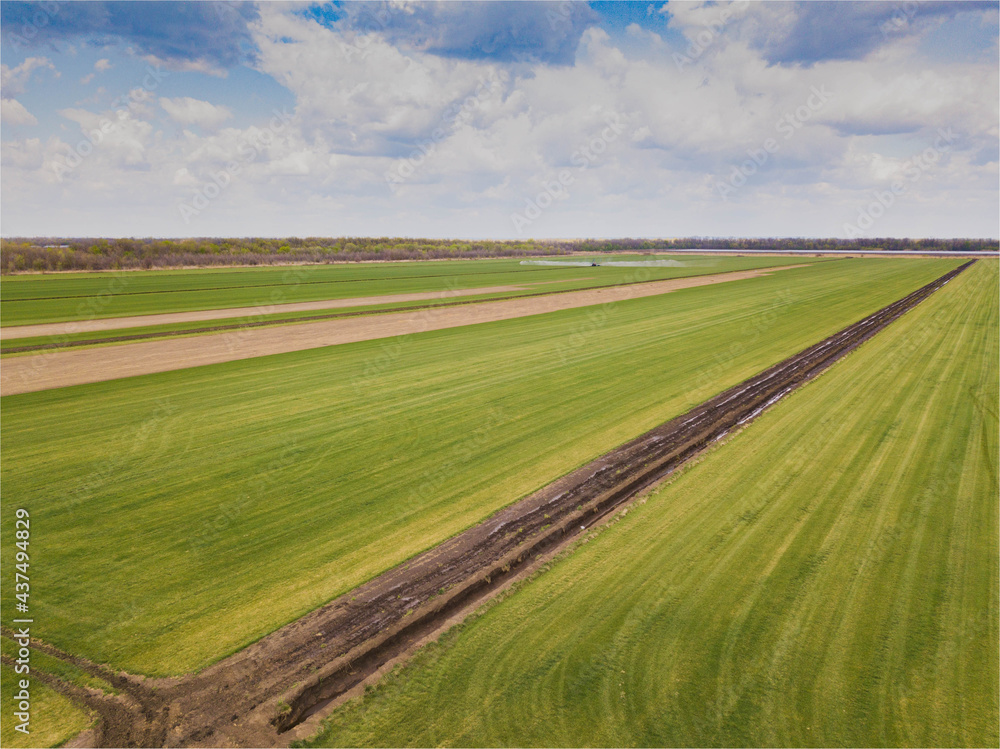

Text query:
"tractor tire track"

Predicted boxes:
[[17, 261, 972, 747]]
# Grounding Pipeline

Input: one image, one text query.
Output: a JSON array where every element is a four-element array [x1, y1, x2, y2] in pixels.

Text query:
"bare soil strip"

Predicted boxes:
[[14, 262, 972, 748], [0, 266, 805, 395], [0, 280, 586, 341]]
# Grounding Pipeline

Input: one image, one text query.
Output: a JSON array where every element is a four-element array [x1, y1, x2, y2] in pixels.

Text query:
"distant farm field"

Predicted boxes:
[[0, 255, 813, 327], [308, 260, 998, 749], [0, 258, 962, 678]]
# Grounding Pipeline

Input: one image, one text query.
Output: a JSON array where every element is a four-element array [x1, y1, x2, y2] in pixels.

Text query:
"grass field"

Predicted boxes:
[[0, 664, 92, 748], [305, 260, 998, 748], [0, 255, 811, 327], [0, 258, 962, 678], [0, 257, 809, 356]]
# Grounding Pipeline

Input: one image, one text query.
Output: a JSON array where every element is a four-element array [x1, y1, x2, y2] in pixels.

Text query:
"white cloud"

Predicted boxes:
[[82, 59, 112, 83], [0, 4, 996, 238], [159, 97, 233, 129], [57, 107, 155, 169], [1, 98, 38, 126], [144, 54, 228, 77], [0, 57, 57, 95], [252, 6, 507, 153], [1, 137, 47, 169]]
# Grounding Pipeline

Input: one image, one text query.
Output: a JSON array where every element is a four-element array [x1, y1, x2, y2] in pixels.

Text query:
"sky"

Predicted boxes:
[[0, 0, 997, 239]]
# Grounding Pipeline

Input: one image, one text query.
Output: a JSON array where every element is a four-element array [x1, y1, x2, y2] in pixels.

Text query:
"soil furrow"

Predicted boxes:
[[20, 261, 972, 747]]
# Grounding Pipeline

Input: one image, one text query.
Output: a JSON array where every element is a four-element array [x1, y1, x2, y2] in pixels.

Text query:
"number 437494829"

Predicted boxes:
[[14, 508, 30, 605]]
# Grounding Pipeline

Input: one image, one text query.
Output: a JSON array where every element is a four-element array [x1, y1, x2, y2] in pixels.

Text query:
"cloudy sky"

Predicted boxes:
[[1, 0, 997, 238]]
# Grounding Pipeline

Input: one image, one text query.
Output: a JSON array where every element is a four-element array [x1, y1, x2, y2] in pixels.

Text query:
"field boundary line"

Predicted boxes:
[[267, 260, 975, 738], [0, 261, 811, 344], [0, 264, 810, 394], [24, 261, 970, 747]]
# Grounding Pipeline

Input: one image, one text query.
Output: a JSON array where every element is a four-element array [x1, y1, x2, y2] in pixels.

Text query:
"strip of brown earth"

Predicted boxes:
[[0, 279, 589, 340], [0, 265, 807, 394], [14, 262, 972, 748], [0, 264, 789, 354]]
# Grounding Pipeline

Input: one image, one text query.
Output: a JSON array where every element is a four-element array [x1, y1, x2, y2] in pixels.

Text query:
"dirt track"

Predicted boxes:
[[1, 265, 804, 395], [13, 261, 972, 747], [0, 280, 587, 341]]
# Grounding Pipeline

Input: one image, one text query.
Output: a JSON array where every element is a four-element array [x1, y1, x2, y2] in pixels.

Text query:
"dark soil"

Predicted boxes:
[[8, 261, 972, 747]]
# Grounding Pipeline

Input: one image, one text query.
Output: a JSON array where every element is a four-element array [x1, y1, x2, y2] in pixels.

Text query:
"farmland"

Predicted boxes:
[[0, 664, 91, 748], [0, 266, 810, 371], [306, 260, 998, 748], [0, 253, 994, 749], [0, 254, 808, 328], [3, 1, 997, 745], [0, 257, 963, 683]]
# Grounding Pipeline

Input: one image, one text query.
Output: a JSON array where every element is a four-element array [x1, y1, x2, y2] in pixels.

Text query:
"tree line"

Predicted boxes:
[[1, 236, 994, 274]]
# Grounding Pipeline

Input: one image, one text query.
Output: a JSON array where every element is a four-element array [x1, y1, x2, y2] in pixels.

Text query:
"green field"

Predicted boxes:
[[0, 664, 92, 748], [0, 256, 813, 355], [0, 259, 963, 679], [306, 260, 998, 748], [0, 255, 810, 327]]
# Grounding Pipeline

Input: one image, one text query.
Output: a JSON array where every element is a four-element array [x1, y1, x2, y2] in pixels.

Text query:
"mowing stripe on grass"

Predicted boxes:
[[0, 264, 808, 392], [0, 258, 962, 676], [0, 663, 92, 749], [1, 255, 804, 326], [304, 260, 997, 748], [268, 263, 973, 735]]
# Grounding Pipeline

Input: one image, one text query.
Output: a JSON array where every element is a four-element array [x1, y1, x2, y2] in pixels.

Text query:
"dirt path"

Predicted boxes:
[[0, 265, 805, 395], [16, 262, 972, 748], [0, 280, 595, 341]]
